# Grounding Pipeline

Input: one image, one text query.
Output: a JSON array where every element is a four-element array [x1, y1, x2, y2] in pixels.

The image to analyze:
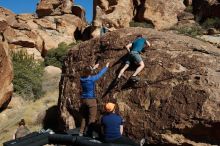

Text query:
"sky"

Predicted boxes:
[[0, 0, 93, 22]]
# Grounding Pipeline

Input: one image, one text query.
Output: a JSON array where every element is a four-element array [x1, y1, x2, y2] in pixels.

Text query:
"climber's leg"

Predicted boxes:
[[118, 64, 130, 79]]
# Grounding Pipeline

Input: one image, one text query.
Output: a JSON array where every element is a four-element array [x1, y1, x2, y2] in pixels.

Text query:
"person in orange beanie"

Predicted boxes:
[[101, 102, 139, 146]]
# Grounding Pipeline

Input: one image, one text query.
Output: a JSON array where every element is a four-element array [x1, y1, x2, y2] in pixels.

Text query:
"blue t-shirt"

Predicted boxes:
[[101, 113, 123, 140], [100, 27, 109, 36], [80, 67, 108, 98], [131, 37, 147, 53]]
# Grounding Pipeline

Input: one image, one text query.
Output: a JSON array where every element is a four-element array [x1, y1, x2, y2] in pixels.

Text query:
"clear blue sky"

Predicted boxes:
[[0, 0, 93, 22]]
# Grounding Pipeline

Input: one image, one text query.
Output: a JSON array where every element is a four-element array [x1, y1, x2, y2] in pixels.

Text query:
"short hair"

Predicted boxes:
[[19, 119, 25, 126], [81, 66, 93, 77], [137, 34, 143, 38]]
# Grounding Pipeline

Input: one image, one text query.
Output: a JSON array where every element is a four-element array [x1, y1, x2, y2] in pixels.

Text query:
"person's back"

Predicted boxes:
[[102, 113, 122, 141], [80, 65, 108, 98], [79, 63, 109, 136], [101, 103, 139, 146], [14, 119, 30, 139], [15, 126, 30, 139], [131, 37, 146, 53]]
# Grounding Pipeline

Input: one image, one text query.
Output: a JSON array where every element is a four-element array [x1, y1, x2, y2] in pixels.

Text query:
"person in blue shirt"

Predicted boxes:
[[101, 102, 139, 146], [79, 62, 110, 136], [100, 23, 110, 37], [118, 34, 151, 81]]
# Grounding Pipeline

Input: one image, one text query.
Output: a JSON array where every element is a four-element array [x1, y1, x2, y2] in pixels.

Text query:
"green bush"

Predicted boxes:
[[202, 17, 220, 29], [185, 6, 193, 13], [129, 20, 154, 28], [12, 50, 44, 100], [174, 25, 203, 37], [44, 42, 80, 68]]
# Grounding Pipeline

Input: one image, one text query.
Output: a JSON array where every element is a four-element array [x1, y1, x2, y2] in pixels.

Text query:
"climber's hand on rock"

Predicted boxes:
[[93, 63, 99, 70], [106, 62, 110, 68]]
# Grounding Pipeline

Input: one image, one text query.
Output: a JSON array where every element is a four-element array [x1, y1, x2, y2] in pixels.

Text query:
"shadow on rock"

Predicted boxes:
[[43, 105, 60, 133]]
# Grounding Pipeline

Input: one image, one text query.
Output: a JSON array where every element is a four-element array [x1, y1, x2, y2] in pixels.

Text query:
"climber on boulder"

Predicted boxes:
[[79, 62, 110, 137], [100, 23, 111, 37], [117, 34, 151, 82]]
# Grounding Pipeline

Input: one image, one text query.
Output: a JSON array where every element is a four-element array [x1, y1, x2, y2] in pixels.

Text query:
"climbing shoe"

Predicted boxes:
[[130, 76, 139, 82]]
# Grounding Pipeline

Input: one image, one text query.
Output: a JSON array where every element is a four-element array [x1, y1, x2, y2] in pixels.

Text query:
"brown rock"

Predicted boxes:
[[36, 0, 56, 17], [9, 36, 36, 48], [3, 27, 17, 41], [207, 28, 218, 35], [0, 7, 15, 18], [0, 7, 16, 26], [33, 18, 56, 30], [16, 14, 35, 22], [178, 11, 194, 21], [11, 22, 31, 30], [184, 0, 192, 6], [93, 0, 134, 28], [0, 41, 13, 110], [193, 0, 220, 21], [58, 27, 220, 144], [72, 5, 86, 21], [0, 17, 8, 33], [36, 0, 73, 18], [136, 0, 185, 29]]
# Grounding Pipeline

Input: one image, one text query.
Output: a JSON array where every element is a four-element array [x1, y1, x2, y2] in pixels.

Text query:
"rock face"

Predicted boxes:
[[136, 0, 185, 30], [36, 0, 73, 17], [92, 0, 185, 36], [0, 41, 13, 110], [93, 0, 134, 28], [0, 2, 86, 60], [193, 0, 220, 21], [58, 28, 220, 145]]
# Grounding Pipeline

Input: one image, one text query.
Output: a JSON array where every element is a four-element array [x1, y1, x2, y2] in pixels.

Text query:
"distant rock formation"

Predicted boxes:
[[0, 1, 86, 60], [36, 0, 73, 17], [193, 0, 220, 21], [91, 0, 185, 37], [58, 27, 220, 145], [135, 0, 185, 29], [0, 0, 86, 109]]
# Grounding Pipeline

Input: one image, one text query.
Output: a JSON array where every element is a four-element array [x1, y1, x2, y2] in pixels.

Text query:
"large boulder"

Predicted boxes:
[[0, 17, 9, 33], [92, 0, 134, 37], [193, 0, 220, 21], [93, 0, 134, 28], [136, 0, 185, 30], [92, 0, 185, 37], [0, 3, 86, 58], [0, 40, 13, 110], [36, 0, 73, 18], [58, 28, 220, 145]]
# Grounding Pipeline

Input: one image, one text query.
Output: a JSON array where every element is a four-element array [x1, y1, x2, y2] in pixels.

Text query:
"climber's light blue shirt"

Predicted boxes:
[[80, 67, 108, 98], [131, 37, 147, 53]]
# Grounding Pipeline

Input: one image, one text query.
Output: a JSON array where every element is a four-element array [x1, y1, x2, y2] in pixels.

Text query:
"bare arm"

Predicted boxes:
[[120, 125, 123, 135], [146, 40, 151, 47], [125, 43, 132, 52], [92, 63, 99, 70]]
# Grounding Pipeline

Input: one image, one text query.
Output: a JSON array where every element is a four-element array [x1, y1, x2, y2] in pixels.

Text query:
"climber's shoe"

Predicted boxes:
[[130, 76, 140, 83]]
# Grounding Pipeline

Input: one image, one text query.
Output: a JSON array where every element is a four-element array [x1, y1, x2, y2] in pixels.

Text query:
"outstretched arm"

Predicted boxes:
[[125, 43, 132, 52], [91, 62, 110, 81]]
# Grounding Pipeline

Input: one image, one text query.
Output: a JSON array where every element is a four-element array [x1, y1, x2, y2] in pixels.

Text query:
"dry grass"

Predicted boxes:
[[0, 91, 58, 145]]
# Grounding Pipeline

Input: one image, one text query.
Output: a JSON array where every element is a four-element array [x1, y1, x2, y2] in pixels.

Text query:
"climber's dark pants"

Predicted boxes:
[[79, 98, 97, 135]]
